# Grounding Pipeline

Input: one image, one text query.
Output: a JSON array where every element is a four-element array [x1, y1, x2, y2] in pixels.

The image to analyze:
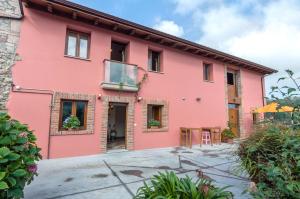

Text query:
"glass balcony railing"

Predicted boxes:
[[101, 59, 138, 91]]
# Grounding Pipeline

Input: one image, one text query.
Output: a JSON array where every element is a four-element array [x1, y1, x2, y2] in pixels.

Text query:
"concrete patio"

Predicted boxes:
[[24, 144, 252, 199]]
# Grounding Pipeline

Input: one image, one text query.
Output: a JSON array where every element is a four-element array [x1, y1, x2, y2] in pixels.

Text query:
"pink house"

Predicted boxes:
[[6, 0, 276, 159]]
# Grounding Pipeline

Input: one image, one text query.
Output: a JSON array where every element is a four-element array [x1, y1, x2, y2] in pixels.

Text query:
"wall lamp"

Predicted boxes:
[[137, 96, 143, 102]]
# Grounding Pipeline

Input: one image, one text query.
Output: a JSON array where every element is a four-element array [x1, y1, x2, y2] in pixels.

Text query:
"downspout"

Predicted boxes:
[[11, 84, 54, 159]]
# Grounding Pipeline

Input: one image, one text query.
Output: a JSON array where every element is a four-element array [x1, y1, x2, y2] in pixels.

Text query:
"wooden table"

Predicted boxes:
[[180, 127, 221, 148], [180, 127, 192, 148], [211, 127, 222, 145], [180, 127, 202, 148]]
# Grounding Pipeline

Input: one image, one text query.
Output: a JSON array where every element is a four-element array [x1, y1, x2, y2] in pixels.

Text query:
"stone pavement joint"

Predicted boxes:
[[24, 144, 252, 199], [104, 160, 134, 197]]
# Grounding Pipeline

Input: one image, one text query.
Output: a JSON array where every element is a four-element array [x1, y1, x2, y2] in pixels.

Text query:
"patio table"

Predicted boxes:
[[180, 127, 222, 148], [180, 127, 192, 148]]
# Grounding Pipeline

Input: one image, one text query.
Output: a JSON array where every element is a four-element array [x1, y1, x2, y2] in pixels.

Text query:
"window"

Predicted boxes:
[[148, 50, 161, 72], [228, 103, 238, 109], [203, 63, 213, 81], [59, 100, 88, 130], [227, 72, 235, 85], [111, 41, 127, 62], [253, 113, 258, 124], [65, 29, 90, 59], [147, 105, 163, 128]]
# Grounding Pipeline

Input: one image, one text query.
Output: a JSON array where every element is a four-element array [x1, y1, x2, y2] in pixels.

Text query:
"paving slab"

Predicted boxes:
[[24, 143, 252, 199], [59, 185, 132, 199]]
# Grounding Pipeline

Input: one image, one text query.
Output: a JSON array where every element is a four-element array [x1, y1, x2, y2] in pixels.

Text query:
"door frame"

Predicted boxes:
[[101, 96, 135, 153], [107, 102, 128, 150]]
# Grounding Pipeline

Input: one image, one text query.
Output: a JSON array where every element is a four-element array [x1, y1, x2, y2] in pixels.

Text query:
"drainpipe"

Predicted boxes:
[[11, 84, 54, 159]]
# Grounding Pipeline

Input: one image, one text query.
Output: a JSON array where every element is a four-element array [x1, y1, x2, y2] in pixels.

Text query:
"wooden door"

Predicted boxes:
[[228, 108, 239, 137]]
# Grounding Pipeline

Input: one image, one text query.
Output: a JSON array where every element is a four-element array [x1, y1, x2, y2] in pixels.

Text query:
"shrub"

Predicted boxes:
[[134, 171, 233, 199], [63, 115, 80, 130], [222, 128, 235, 139], [237, 125, 300, 198], [268, 69, 300, 129], [0, 113, 42, 199]]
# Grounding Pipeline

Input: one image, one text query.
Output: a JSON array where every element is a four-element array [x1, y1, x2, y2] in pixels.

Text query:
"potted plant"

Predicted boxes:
[[63, 115, 80, 130], [148, 119, 161, 129], [222, 128, 235, 144]]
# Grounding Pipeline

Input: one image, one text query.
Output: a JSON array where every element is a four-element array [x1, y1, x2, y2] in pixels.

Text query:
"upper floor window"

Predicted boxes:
[[111, 41, 127, 62], [59, 100, 88, 130], [65, 29, 90, 59], [148, 50, 161, 72], [227, 72, 235, 85], [203, 63, 213, 81]]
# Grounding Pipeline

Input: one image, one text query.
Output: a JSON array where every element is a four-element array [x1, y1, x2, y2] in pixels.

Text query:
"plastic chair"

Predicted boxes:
[[202, 131, 211, 145]]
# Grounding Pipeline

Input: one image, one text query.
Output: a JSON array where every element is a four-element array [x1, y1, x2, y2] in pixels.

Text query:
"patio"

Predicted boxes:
[[24, 143, 252, 199]]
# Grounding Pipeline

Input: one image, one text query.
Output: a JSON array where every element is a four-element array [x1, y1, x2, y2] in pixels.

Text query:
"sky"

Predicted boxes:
[[73, 0, 300, 95]]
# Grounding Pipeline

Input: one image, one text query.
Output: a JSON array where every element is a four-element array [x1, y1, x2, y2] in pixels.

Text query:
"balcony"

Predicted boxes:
[[101, 59, 138, 92]]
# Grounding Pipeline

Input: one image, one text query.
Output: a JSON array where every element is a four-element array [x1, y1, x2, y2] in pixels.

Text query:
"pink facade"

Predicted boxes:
[[6, 2, 274, 159]]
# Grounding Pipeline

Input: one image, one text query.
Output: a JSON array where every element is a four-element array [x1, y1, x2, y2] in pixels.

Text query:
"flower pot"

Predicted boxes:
[[150, 126, 159, 129]]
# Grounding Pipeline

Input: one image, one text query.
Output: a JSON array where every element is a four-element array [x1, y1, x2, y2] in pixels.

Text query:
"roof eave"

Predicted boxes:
[[23, 0, 278, 74]]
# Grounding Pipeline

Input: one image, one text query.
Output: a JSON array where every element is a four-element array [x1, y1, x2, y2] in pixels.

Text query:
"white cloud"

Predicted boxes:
[[153, 20, 184, 37], [171, 0, 300, 93], [172, 0, 206, 15], [197, 5, 259, 50]]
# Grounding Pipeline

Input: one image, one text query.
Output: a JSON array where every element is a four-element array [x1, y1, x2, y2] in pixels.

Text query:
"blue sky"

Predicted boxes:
[[72, 0, 300, 93]]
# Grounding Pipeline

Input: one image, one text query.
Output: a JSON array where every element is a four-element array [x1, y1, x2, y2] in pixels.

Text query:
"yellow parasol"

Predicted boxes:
[[254, 102, 293, 113]]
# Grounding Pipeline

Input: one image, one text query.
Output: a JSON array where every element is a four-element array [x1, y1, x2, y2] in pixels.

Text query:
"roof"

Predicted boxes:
[[23, 0, 277, 74]]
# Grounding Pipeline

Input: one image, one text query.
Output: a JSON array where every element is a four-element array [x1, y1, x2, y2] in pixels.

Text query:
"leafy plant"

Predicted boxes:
[[148, 119, 161, 127], [237, 70, 300, 198], [0, 112, 41, 199], [134, 171, 233, 199], [268, 69, 300, 129], [119, 82, 124, 90], [62, 115, 80, 130], [222, 128, 235, 139], [237, 124, 300, 198]]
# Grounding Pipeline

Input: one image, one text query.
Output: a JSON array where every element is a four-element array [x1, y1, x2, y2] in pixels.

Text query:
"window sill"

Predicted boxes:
[[148, 70, 164, 74], [203, 80, 214, 83], [53, 129, 93, 136], [144, 127, 168, 132], [64, 55, 91, 61]]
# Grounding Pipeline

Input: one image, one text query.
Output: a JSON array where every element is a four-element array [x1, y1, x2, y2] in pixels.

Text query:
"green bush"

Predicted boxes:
[[222, 128, 235, 139], [0, 113, 41, 199], [62, 115, 80, 130], [237, 125, 300, 198], [134, 171, 233, 199]]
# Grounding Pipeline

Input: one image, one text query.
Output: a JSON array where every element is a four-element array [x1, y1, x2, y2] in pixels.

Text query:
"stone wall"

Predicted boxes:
[[0, 0, 22, 111]]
